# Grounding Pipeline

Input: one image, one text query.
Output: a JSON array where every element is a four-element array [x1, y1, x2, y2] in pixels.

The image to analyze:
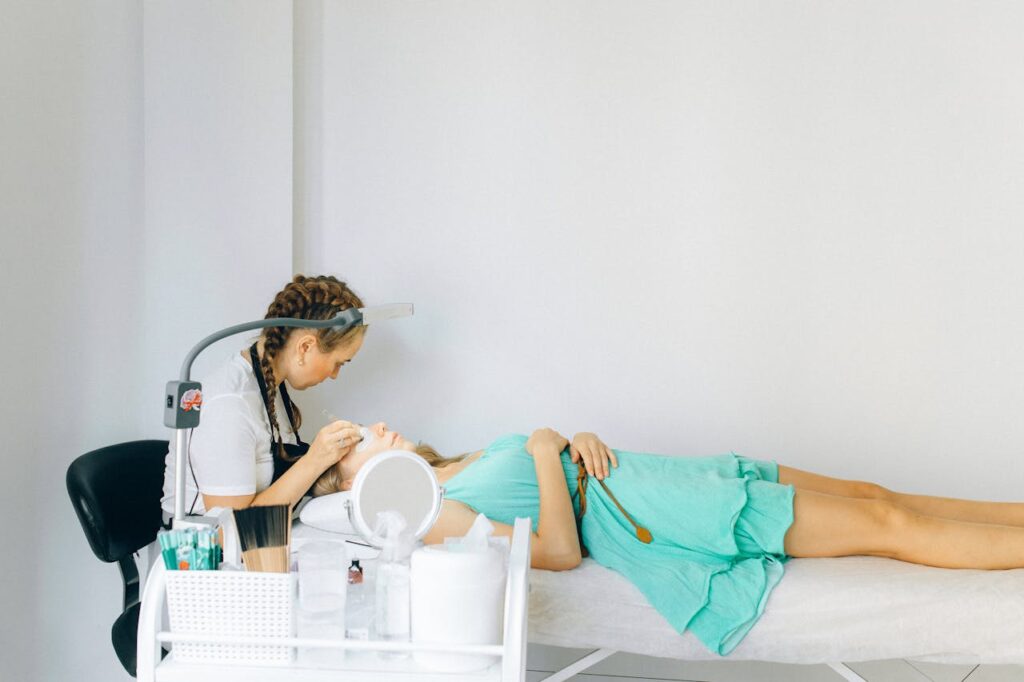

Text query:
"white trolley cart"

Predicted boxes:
[[137, 518, 532, 682]]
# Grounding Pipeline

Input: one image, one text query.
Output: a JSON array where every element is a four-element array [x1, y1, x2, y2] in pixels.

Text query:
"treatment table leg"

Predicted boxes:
[[539, 648, 617, 682], [827, 662, 869, 681], [542, 653, 869, 682]]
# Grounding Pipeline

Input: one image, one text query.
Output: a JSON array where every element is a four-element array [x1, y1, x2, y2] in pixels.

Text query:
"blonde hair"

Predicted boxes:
[[311, 443, 466, 497]]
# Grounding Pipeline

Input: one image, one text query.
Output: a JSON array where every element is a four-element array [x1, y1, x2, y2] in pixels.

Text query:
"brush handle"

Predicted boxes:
[[243, 546, 289, 573]]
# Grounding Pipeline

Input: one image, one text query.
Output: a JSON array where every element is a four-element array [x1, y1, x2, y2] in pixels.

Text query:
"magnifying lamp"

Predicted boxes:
[[164, 303, 414, 525]]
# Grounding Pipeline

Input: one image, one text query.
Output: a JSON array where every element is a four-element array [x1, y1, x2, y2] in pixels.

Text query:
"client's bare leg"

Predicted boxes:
[[778, 464, 1024, 527], [784, 489, 1024, 569], [882, 490, 1024, 528]]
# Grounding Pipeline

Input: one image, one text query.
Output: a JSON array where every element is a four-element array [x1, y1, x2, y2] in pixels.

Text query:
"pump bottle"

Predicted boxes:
[[373, 510, 414, 659]]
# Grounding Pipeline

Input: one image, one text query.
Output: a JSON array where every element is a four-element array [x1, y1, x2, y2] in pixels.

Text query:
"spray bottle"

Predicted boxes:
[[373, 510, 415, 658]]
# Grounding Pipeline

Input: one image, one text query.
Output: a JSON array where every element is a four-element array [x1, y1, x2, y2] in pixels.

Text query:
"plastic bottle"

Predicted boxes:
[[373, 510, 415, 659], [348, 559, 364, 584], [346, 561, 372, 641]]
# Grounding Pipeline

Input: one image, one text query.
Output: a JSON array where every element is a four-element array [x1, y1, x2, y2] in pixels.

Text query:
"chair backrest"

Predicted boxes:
[[66, 440, 169, 563]]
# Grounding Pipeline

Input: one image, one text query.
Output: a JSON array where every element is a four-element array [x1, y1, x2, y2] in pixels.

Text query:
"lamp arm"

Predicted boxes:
[[178, 309, 362, 381]]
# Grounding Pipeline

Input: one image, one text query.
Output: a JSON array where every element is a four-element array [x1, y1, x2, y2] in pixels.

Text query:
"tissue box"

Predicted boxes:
[[410, 542, 507, 673]]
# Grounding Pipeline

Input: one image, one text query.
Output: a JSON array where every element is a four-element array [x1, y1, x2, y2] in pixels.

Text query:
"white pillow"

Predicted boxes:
[[298, 491, 356, 533]]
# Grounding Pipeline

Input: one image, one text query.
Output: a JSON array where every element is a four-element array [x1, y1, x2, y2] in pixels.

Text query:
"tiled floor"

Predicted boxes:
[[526, 644, 1023, 681]]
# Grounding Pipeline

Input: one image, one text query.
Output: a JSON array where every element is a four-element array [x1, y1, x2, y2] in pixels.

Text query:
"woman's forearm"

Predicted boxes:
[[533, 446, 582, 570], [250, 454, 329, 508]]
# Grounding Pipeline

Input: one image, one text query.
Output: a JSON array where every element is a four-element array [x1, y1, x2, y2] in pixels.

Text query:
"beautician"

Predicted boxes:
[[160, 274, 366, 516]]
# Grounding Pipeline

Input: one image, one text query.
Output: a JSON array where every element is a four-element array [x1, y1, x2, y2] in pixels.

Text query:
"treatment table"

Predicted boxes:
[[530, 555, 1024, 681], [139, 519, 1024, 681]]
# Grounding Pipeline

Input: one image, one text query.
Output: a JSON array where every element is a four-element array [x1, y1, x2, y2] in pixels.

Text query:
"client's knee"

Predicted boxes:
[[786, 490, 913, 559], [869, 498, 917, 560], [853, 480, 892, 500]]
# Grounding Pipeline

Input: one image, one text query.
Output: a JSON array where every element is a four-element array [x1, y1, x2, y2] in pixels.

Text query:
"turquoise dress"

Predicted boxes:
[[442, 434, 795, 656]]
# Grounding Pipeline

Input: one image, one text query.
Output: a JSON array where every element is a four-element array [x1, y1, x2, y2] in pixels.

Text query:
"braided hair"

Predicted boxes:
[[260, 274, 364, 462]]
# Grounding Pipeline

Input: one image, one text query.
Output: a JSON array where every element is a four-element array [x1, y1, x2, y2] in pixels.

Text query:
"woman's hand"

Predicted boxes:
[[526, 428, 569, 458], [308, 419, 362, 467], [571, 432, 618, 480]]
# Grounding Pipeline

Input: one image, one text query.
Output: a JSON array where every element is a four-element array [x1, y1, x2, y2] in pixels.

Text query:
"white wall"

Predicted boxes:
[[1, 2, 145, 680], [0, 1, 292, 679], [142, 0, 294, 399], [5, 1, 1024, 678], [304, 1, 1024, 500]]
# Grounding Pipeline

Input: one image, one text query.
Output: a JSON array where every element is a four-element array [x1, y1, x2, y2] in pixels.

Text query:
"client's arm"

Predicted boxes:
[[526, 427, 583, 570], [424, 427, 583, 571]]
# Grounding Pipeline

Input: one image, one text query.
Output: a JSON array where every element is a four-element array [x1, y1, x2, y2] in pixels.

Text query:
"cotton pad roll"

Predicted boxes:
[[410, 544, 506, 672]]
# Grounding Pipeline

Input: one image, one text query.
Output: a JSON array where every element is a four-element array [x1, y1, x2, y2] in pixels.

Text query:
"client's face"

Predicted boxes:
[[337, 421, 417, 487]]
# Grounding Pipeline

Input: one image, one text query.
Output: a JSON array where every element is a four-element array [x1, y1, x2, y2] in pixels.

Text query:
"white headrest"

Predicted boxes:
[[298, 491, 356, 534]]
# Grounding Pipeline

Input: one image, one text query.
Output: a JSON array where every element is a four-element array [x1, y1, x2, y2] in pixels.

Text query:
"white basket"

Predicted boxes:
[[165, 570, 295, 665]]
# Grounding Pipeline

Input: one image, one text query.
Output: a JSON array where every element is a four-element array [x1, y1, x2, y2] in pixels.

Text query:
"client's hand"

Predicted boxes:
[[571, 432, 618, 480], [526, 428, 569, 458], [309, 419, 362, 467]]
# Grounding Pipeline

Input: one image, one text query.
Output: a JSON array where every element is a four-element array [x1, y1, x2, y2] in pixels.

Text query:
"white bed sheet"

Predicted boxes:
[[529, 557, 1024, 664]]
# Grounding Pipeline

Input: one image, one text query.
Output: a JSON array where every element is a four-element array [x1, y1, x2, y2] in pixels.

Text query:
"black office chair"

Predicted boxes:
[[66, 440, 169, 678]]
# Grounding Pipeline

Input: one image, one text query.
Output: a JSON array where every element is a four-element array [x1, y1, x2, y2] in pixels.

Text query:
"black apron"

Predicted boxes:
[[249, 343, 310, 482]]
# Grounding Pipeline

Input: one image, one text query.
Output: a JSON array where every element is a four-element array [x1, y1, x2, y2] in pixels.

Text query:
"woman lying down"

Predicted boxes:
[[313, 422, 1024, 655]]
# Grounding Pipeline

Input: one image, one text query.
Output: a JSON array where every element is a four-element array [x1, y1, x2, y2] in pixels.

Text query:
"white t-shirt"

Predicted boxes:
[[161, 351, 298, 516]]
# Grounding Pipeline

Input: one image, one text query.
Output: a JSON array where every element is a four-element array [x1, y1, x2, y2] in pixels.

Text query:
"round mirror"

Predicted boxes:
[[346, 450, 443, 547]]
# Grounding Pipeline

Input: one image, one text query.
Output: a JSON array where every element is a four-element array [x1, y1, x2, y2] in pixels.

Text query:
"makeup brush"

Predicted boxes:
[[233, 505, 291, 573]]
